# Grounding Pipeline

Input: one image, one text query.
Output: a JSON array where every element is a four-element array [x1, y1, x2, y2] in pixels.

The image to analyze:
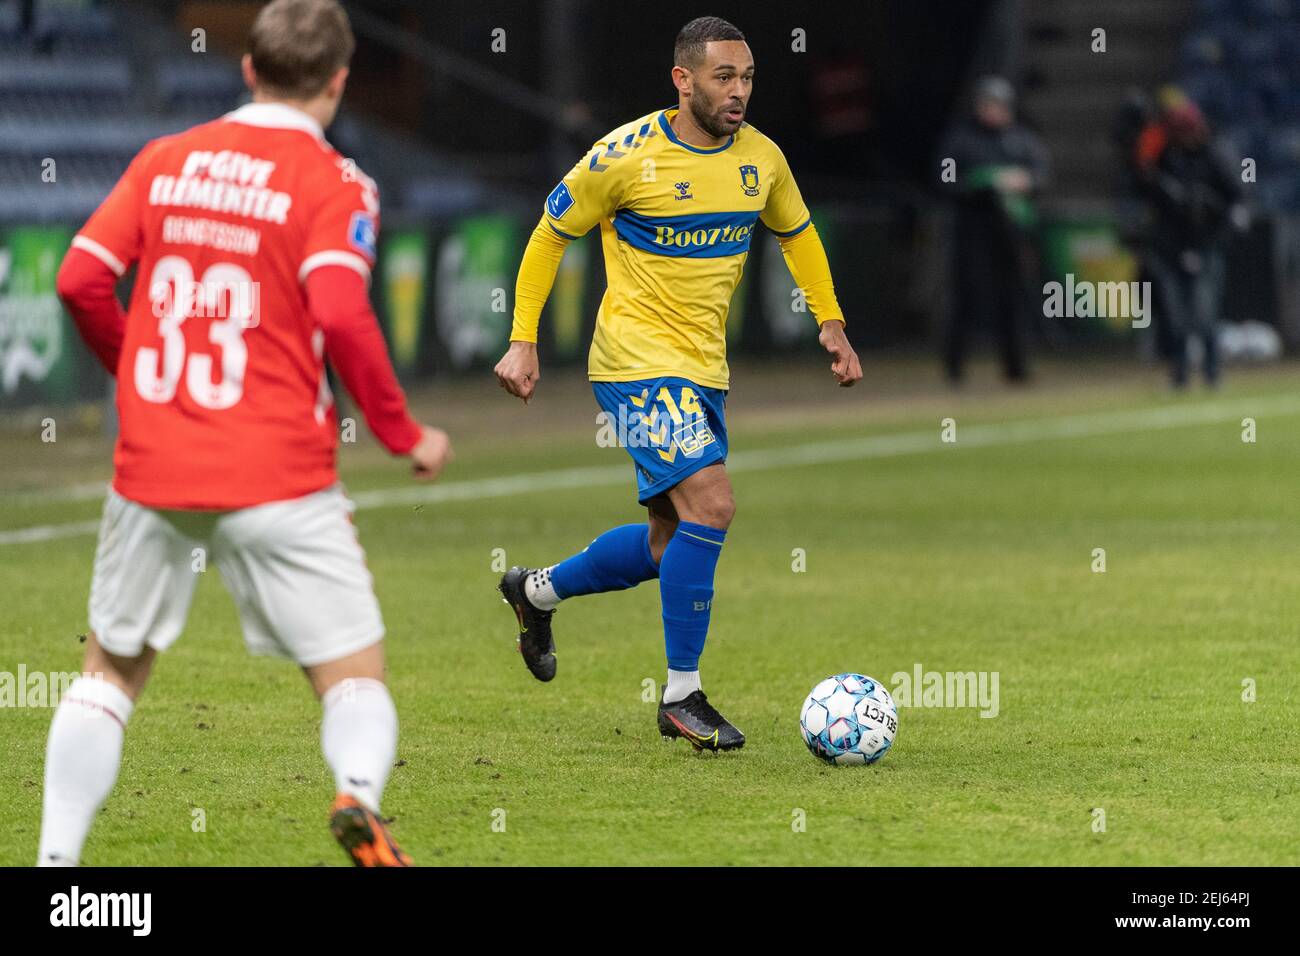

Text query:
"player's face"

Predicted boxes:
[[687, 41, 754, 139], [976, 97, 1012, 130]]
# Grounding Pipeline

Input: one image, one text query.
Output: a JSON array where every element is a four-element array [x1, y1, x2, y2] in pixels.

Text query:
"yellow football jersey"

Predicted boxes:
[[541, 108, 813, 389]]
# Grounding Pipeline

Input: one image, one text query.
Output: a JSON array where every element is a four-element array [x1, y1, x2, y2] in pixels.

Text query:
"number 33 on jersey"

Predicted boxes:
[[71, 102, 380, 510]]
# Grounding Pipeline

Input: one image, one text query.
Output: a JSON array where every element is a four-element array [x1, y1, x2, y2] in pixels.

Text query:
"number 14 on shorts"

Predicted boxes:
[[643, 385, 714, 462]]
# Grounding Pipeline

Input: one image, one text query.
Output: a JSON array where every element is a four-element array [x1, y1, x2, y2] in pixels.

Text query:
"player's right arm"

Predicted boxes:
[[494, 139, 626, 403], [492, 221, 567, 404], [56, 146, 151, 374]]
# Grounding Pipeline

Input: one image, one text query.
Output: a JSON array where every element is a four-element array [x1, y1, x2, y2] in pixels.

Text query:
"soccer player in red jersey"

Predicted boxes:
[[40, 0, 449, 867]]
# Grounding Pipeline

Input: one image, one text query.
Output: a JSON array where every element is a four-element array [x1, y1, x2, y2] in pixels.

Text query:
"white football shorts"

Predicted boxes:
[[88, 483, 385, 666]]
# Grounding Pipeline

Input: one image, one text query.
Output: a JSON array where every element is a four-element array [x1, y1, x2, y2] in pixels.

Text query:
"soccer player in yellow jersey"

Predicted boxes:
[[495, 16, 861, 751]]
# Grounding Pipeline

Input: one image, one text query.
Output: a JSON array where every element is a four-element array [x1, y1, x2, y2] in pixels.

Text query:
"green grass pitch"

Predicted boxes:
[[2, 361, 1299, 866]]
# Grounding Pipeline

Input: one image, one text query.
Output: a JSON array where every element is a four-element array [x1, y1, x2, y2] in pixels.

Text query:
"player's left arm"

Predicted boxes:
[[303, 165, 452, 480], [760, 149, 863, 387]]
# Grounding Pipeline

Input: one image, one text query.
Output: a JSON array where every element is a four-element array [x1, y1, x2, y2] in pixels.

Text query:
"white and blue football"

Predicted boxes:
[[800, 673, 897, 765]]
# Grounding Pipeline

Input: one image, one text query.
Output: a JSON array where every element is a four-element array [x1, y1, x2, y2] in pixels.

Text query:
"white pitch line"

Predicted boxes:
[[2, 393, 1297, 548], [0, 518, 102, 546], [730, 392, 1300, 471], [6, 480, 114, 505]]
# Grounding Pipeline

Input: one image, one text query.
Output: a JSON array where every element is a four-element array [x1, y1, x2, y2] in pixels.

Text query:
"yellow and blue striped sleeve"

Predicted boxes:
[[541, 136, 632, 240], [511, 132, 640, 342]]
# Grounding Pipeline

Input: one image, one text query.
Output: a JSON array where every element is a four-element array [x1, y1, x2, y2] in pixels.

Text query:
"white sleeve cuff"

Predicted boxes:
[[71, 235, 127, 276], [299, 250, 372, 285]]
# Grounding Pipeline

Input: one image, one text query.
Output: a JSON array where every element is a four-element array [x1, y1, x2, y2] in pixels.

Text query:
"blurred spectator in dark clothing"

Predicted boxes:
[[1114, 88, 1179, 362], [942, 76, 1049, 384], [1114, 88, 1156, 166], [1135, 89, 1246, 388]]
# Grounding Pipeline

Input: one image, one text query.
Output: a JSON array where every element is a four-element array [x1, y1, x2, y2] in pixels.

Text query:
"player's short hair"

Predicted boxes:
[[673, 16, 746, 70], [248, 0, 355, 99]]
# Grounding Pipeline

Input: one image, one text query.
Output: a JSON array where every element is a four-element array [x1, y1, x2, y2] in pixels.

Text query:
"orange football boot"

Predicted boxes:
[[329, 794, 413, 867]]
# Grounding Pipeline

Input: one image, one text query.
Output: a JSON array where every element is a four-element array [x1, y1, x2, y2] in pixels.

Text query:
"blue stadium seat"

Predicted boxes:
[[1217, 124, 1259, 162], [33, 4, 117, 45], [1180, 0, 1300, 213], [1196, 0, 1241, 22], [1181, 31, 1228, 70], [1267, 124, 1300, 166], [0, 55, 131, 97], [1181, 69, 1236, 122], [156, 58, 245, 114], [1231, 28, 1282, 68], [1244, 0, 1294, 23]]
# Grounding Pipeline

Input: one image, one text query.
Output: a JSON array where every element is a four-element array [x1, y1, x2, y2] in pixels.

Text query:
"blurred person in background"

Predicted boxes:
[[1113, 88, 1178, 364], [942, 75, 1049, 385], [1134, 88, 1246, 389]]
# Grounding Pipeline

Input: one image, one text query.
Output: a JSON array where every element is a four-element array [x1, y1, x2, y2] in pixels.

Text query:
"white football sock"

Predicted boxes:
[[524, 566, 561, 611], [38, 676, 134, 867], [663, 668, 702, 704], [321, 678, 397, 814]]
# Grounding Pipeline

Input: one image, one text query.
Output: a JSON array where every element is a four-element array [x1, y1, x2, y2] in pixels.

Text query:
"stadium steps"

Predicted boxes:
[[1021, 0, 1196, 201], [0, 0, 506, 224]]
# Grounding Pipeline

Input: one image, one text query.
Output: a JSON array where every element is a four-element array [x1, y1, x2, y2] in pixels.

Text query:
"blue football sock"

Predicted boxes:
[[550, 524, 660, 600], [659, 521, 726, 672]]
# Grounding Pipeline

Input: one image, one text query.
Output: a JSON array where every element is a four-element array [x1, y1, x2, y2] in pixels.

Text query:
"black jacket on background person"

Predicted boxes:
[[941, 118, 1050, 383], [1137, 119, 1242, 388], [1140, 136, 1241, 259]]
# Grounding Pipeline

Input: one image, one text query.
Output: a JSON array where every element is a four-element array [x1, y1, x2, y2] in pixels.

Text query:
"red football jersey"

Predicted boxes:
[[73, 102, 384, 510]]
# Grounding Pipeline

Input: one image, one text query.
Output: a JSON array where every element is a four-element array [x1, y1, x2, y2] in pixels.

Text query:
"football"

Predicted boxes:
[[800, 673, 898, 765]]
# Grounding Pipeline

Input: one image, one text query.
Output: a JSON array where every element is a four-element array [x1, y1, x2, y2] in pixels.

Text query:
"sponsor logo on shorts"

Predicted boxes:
[[595, 389, 716, 464]]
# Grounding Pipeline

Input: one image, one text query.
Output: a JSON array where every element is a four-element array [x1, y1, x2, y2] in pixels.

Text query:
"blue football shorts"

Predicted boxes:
[[591, 376, 729, 504]]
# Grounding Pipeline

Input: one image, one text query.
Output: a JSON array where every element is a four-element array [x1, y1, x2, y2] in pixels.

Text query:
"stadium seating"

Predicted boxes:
[[0, 0, 465, 225], [1180, 0, 1300, 209]]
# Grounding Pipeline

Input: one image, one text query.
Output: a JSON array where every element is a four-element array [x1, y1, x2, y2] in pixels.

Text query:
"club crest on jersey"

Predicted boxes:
[[738, 164, 760, 197], [348, 211, 376, 258], [673, 181, 693, 201]]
